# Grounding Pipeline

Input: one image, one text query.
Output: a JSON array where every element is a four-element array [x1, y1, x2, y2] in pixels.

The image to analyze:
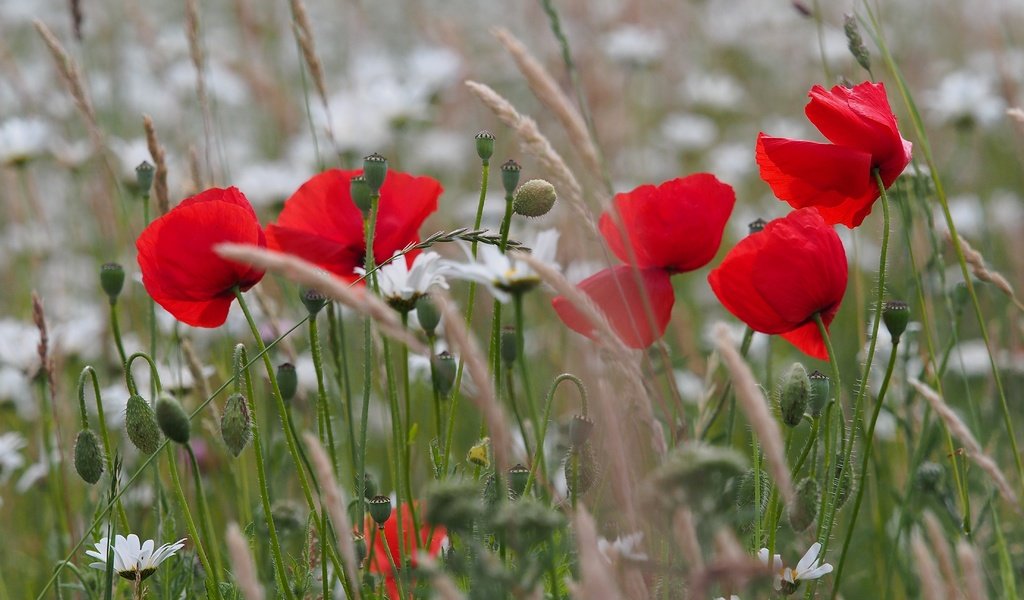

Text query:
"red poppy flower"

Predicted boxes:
[[136, 187, 266, 328], [266, 169, 441, 280], [365, 502, 446, 599], [755, 81, 912, 228], [598, 173, 735, 272], [707, 208, 848, 360], [552, 266, 675, 349]]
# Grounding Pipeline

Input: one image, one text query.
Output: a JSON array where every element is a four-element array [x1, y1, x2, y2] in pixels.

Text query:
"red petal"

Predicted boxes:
[[780, 318, 830, 361], [553, 266, 675, 349], [365, 503, 445, 577], [372, 171, 443, 265], [708, 228, 794, 334], [599, 174, 735, 272]]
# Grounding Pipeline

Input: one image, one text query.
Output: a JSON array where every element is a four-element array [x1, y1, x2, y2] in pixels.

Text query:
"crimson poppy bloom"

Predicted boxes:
[[707, 208, 848, 360], [136, 187, 266, 328], [599, 173, 735, 272], [266, 169, 441, 280], [365, 502, 446, 599], [755, 81, 912, 228], [552, 266, 675, 349]]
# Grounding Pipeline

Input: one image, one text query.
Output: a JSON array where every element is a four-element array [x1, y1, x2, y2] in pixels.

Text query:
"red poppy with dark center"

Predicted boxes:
[[136, 187, 266, 328], [266, 169, 441, 280], [365, 503, 446, 599], [755, 81, 912, 228], [707, 208, 848, 360]]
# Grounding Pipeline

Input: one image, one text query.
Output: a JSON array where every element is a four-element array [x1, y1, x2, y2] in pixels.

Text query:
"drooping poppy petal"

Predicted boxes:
[[553, 265, 675, 349], [365, 502, 446, 599], [266, 169, 441, 280], [599, 174, 735, 273], [708, 208, 847, 360], [136, 187, 266, 328]]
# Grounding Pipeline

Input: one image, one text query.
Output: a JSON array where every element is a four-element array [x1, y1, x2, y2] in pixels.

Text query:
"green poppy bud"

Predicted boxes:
[[99, 263, 126, 303], [914, 461, 944, 495], [500, 159, 521, 196], [424, 479, 483, 534], [156, 393, 191, 445], [363, 472, 378, 500], [125, 395, 163, 454], [787, 477, 819, 532], [135, 161, 155, 194], [500, 326, 517, 366], [474, 130, 495, 162], [74, 428, 105, 484], [431, 351, 456, 397], [513, 179, 557, 218], [362, 153, 388, 194], [301, 288, 327, 316], [415, 296, 441, 336], [567, 414, 594, 446], [368, 495, 392, 528], [220, 393, 252, 457], [350, 176, 372, 218], [779, 363, 810, 428], [734, 468, 770, 516], [808, 370, 830, 417], [508, 463, 530, 499], [276, 363, 298, 403], [882, 300, 909, 343], [565, 442, 598, 496]]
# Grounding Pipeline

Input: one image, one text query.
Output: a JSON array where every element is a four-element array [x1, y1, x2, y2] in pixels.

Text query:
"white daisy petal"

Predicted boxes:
[[795, 542, 822, 574]]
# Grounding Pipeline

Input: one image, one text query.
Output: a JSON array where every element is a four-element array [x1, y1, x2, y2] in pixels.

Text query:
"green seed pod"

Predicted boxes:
[[99, 263, 126, 303], [787, 477, 820, 532], [415, 296, 441, 336], [513, 179, 557, 218], [276, 363, 298, 403], [500, 159, 521, 195], [565, 442, 598, 496], [74, 428, 105, 484], [362, 153, 388, 194], [368, 495, 392, 528], [567, 414, 594, 446], [808, 370, 830, 417], [474, 130, 495, 162], [508, 463, 530, 499], [363, 472, 378, 500], [882, 300, 909, 343], [135, 161, 155, 194], [156, 393, 191, 444], [125, 395, 163, 454], [500, 326, 517, 366], [220, 393, 252, 457], [779, 363, 810, 428], [748, 218, 767, 234], [424, 479, 483, 534], [301, 288, 327, 316], [350, 175, 372, 218], [431, 351, 456, 397], [914, 461, 945, 495]]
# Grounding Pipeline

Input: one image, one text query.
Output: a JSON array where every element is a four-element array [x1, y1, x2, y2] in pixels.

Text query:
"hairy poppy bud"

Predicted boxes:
[[500, 159, 521, 196], [135, 161, 155, 194], [500, 326, 517, 366], [350, 175, 372, 218], [363, 472, 378, 500], [276, 363, 298, 403], [565, 442, 598, 496], [431, 351, 456, 397], [74, 428, 105, 484], [475, 130, 495, 162], [156, 393, 191, 444], [788, 477, 820, 532], [126, 395, 163, 454], [508, 463, 530, 499], [882, 300, 909, 343], [220, 393, 252, 457], [353, 534, 368, 565], [748, 218, 767, 234], [914, 461, 944, 495], [415, 296, 441, 336], [568, 414, 594, 446], [362, 153, 388, 194], [301, 288, 327, 316], [733, 468, 770, 524], [779, 363, 810, 427], [368, 495, 392, 527], [808, 370, 830, 417], [513, 179, 557, 218], [468, 438, 490, 468], [424, 479, 483, 533], [99, 263, 125, 303], [844, 14, 871, 72]]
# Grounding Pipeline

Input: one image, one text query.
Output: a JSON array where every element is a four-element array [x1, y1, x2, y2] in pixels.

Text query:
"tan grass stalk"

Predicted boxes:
[[908, 377, 1019, 508], [142, 115, 170, 215], [225, 522, 263, 600], [434, 292, 512, 474], [252, 287, 298, 362], [713, 322, 795, 504], [180, 337, 211, 402], [33, 20, 97, 124], [188, 144, 203, 193], [288, 0, 328, 108], [956, 540, 988, 600], [910, 531, 946, 600], [950, 232, 1024, 311], [1009, 107, 1024, 136], [673, 508, 704, 574], [302, 432, 362, 600], [491, 27, 603, 182], [923, 511, 959, 599], [214, 244, 426, 353], [589, 377, 640, 531], [185, 0, 215, 182], [572, 506, 624, 599]]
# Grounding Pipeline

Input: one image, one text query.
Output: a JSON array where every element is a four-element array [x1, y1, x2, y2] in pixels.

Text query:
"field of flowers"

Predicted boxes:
[[2, 0, 1024, 598]]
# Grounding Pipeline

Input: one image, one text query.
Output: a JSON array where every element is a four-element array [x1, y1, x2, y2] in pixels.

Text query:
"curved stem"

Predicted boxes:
[[124, 352, 163, 397], [108, 301, 127, 367], [166, 449, 221, 600], [77, 366, 129, 531], [525, 373, 587, 496], [514, 292, 546, 485]]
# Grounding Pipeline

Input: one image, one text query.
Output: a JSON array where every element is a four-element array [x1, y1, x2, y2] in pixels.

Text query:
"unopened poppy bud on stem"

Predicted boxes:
[[221, 393, 252, 457], [363, 472, 378, 500], [808, 370, 830, 417], [362, 153, 388, 194], [779, 363, 810, 427], [508, 463, 530, 498], [99, 263, 125, 303], [276, 363, 298, 402], [350, 176, 372, 218], [788, 477, 820, 532], [126, 395, 163, 454], [431, 351, 456, 396], [475, 130, 495, 163], [301, 287, 327, 316], [882, 300, 909, 343], [368, 495, 392, 527], [135, 160, 155, 194], [500, 159, 521, 196], [156, 393, 191, 444], [74, 428, 105, 484], [568, 414, 594, 446], [513, 179, 557, 218], [416, 296, 441, 336]]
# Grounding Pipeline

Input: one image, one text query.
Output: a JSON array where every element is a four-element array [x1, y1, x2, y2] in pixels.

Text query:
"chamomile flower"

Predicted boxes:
[[357, 251, 449, 312], [597, 531, 648, 563], [759, 542, 833, 594], [445, 230, 560, 302], [86, 534, 186, 581], [0, 431, 27, 483]]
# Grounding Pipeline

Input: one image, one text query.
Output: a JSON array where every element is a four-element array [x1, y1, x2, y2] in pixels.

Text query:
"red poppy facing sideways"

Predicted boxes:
[[136, 187, 266, 328], [553, 266, 675, 349], [365, 503, 446, 599], [708, 208, 848, 360], [266, 169, 441, 280], [755, 81, 912, 228], [599, 173, 735, 272]]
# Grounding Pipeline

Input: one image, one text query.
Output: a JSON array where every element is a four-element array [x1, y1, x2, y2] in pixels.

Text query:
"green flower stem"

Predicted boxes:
[[514, 292, 547, 486], [185, 443, 223, 585], [326, 302, 359, 485], [831, 334, 900, 597], [357, 203, 379, 527], [78, 367, 129, 531], [700, 327, 754, 441], [524, 373, 587, 496], [108, 301, 128, 367], [124, 352, 163, 397], [381, 332, 414, 559], [427, 334, 444, 443], [505, 366, 533, 468], [395, 311, 419, 553], [310, 316, 340, 476], [166, 449, 221, 600]]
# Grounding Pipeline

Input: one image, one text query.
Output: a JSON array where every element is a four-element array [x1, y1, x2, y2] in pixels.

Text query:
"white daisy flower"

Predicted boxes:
[[759, 542, 833, 593], [597, 531, 648, 563], [0, 117, 51, 165], [444, 230, 560, 303], [86, 534, 186, 581], [0, 432, 27, 483], [357, 251, 449, 312], [714, 596, 741, 600]]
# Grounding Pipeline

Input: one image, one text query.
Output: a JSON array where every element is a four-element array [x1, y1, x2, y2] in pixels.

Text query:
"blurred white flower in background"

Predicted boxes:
[[927, 69, 1005, 127], [661, 113, 718, 152], [680, 72, 746, 111], [0, 432, 27, 483], [0, 117, 51, 165], [603, 25, 666, 67], [597, 531, 648, 563]]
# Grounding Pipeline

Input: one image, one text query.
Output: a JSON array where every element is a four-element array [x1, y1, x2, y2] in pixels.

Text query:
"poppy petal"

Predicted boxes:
[[372, 171, 443, 266], [708, 229, 794, 334], [805, 82, 910, 174], [780, 318, 830, 361]]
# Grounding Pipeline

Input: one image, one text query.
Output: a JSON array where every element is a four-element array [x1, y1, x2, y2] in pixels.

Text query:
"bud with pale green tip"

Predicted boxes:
[[74, 429, 105, 484], [779, 363, 810, 427], [882, 300, 909, 343], [221, 393, 252, 457], [416, 296, 441, 336], [351, 175, 372, 218]]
